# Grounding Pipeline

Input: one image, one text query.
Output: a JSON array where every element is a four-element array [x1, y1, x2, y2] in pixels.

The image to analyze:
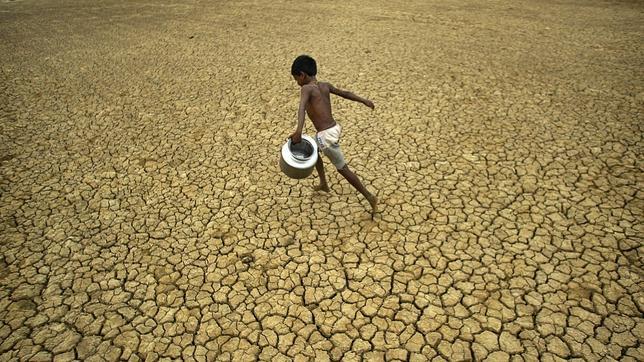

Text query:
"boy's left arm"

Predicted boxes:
[[290, 86, 311, 144], [329, 84, 374, 109]]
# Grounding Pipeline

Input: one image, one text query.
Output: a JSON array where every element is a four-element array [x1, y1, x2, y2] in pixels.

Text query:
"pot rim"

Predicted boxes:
[[288, 138, 315, 161], [281, 135, 318, 170]]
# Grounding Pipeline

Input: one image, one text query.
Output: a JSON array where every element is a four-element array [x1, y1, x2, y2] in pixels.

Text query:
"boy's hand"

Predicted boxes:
[[290, 132, 302, 144], [363, 99, 375, 109]]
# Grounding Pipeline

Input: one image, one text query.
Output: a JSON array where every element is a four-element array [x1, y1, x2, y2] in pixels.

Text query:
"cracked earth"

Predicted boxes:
[[1, 0, 643, 361]]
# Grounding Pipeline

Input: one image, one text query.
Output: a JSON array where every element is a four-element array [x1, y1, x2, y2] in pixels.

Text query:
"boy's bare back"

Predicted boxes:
[[298, 81, 375, 135], [301, 82, 336, 133]]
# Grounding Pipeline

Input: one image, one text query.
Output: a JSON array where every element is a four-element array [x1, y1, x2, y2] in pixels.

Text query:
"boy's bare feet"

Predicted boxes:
[[367, 194, 378, 217], [314, 184, 330, 192]]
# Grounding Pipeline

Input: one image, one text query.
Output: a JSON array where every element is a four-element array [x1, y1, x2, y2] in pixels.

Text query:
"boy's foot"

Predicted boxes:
[[367, 194, 378, 217], [313, 184, 330, 192]]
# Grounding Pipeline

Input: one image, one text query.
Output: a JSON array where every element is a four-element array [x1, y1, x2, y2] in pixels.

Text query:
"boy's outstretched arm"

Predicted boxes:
[[329, 84, 374, 109], [290, 86, 312, 143]]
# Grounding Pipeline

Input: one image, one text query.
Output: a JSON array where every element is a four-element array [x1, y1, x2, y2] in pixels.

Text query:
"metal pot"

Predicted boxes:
[[279, 135, 318, 179]]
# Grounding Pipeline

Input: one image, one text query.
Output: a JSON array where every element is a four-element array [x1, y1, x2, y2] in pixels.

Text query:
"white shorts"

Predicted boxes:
[[315, 124, 346, 170]]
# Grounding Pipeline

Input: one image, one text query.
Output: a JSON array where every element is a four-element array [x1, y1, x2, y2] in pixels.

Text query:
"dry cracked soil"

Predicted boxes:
[[0, 0, 643, 361]]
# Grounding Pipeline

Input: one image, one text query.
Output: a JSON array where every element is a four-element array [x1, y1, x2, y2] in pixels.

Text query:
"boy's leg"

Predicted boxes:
[[314, 154, 330, 192], [337, 165, 378, 216]]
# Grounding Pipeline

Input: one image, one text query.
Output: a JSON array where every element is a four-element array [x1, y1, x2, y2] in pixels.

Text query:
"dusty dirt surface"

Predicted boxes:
[[1, 0, 643, 360]]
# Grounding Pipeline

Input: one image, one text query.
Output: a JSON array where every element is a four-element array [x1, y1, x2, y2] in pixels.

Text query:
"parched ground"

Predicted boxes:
[[0, 0, 642, 360]]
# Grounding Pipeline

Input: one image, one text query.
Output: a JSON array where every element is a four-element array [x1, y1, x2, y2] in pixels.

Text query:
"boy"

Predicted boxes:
[[289, 54, 378, 216]]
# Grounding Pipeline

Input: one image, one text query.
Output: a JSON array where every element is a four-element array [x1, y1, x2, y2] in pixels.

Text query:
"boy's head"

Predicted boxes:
[[291, 55, 316, 85]]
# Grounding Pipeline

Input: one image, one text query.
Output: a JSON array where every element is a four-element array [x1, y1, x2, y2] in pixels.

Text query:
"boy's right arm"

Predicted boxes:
[[329, 84, 375, 109], [290, 86, 311, 144]]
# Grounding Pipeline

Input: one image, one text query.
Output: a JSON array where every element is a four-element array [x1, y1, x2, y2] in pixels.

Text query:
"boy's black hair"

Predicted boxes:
[[291, 55, 317, 77]]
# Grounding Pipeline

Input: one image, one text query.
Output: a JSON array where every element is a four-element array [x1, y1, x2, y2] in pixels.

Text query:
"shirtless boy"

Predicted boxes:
[[289, 55, 378, 216]]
